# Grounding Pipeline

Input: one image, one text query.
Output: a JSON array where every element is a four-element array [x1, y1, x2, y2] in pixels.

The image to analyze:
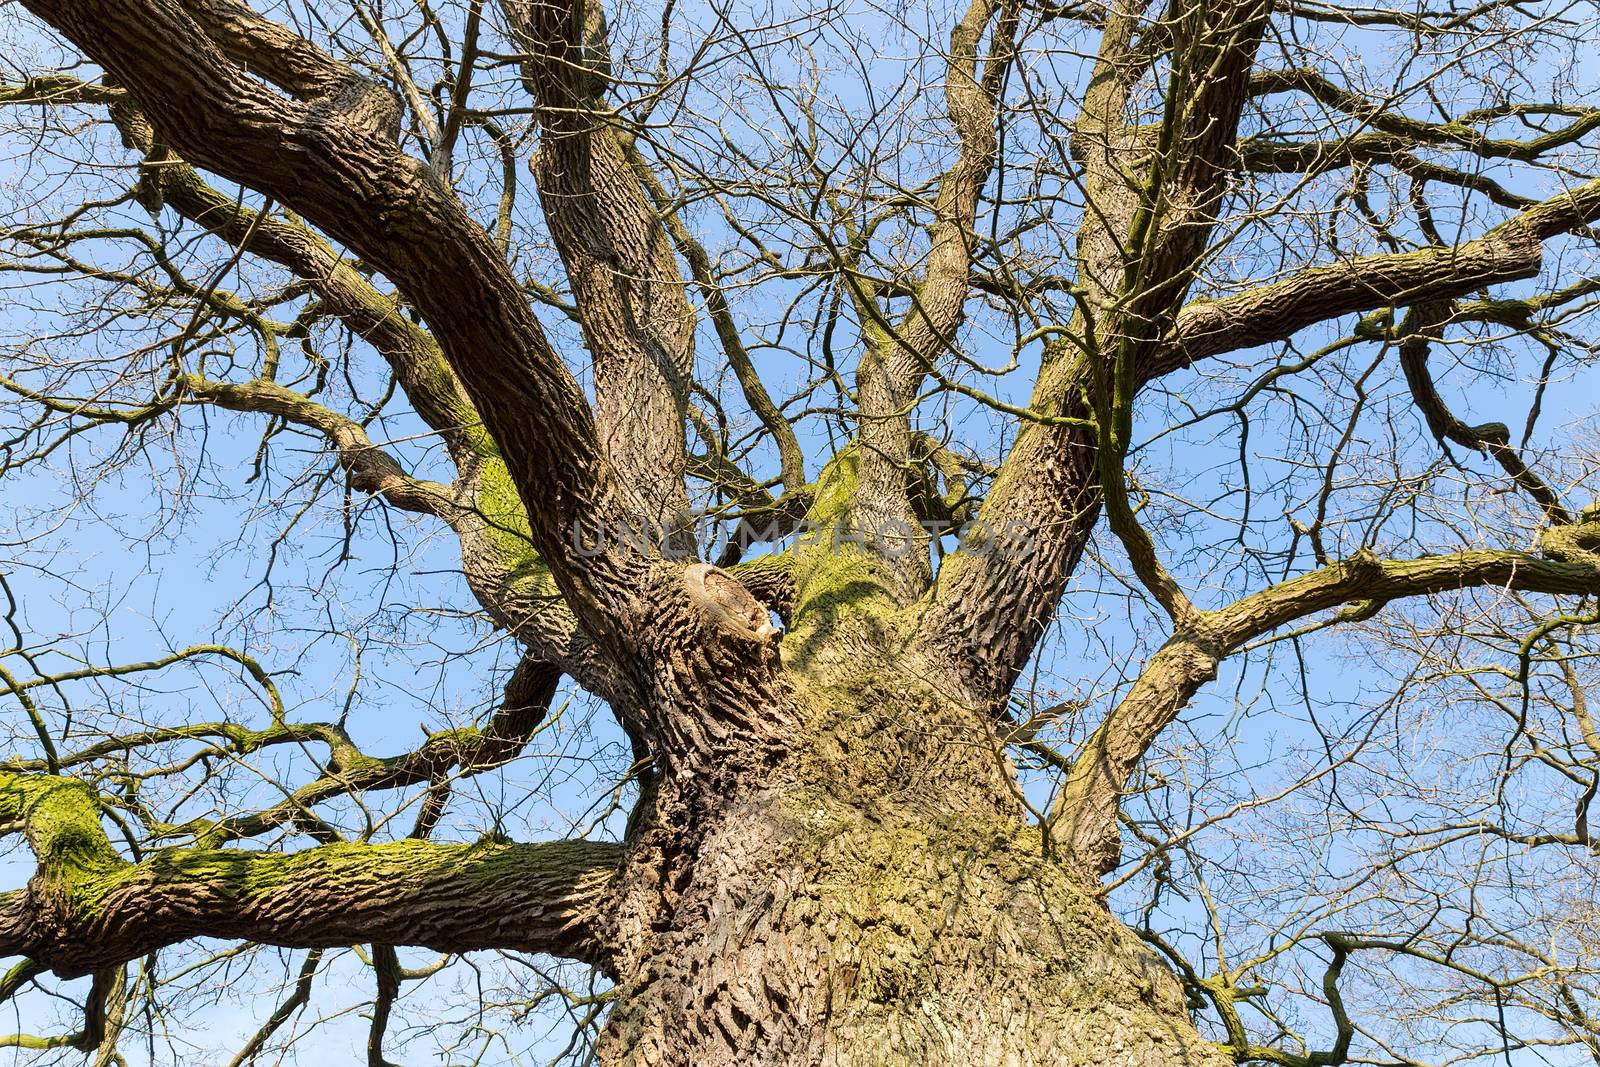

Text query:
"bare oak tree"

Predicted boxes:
[[2, 0, 1599, 1062]]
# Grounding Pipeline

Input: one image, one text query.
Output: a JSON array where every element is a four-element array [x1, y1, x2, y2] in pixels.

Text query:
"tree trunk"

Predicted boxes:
[[597, 684, 1228, 1066]]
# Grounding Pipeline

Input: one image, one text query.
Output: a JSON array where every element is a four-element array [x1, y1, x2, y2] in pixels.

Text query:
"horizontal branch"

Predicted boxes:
[[0, 772, 620, 977], [0, 73, 124, 106], [1252, 67, 1600, 163], [1210, 540, 1600, 651], [1241, 135, 1541, 215], [1155, 174, 1600, 377]]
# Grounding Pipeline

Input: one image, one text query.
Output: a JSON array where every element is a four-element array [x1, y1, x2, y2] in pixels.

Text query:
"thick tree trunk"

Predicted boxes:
[[596, 685, 1228, 1066]]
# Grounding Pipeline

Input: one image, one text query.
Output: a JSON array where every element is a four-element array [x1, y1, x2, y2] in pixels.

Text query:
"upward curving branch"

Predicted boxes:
[[1053, 526, 1600, 876], [846, 0, 1021, 606], [914, 15, 1600, 710], [18, 0, 812, 788], [504, 0, 698, 537], [913, 0, 1271, 707], [46, 90, 631, 697]]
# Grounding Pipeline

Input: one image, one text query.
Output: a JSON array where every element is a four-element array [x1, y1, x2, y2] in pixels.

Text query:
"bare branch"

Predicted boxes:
[[1160, 175, 1600, 377]]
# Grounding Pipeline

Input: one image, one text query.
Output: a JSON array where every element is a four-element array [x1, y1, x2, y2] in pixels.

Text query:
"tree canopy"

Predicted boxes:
[[2, 0, 1599, 1062]]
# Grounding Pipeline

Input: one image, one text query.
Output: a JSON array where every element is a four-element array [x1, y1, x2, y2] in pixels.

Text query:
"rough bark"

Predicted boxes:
[[0, 772, 620, 977], [506, 0, 698, 536], [594, 674, 1230, 1067], [9, 0, 1600, 1062]]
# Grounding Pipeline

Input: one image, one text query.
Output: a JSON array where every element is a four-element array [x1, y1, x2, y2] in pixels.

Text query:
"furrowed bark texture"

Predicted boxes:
[[593, 674, 1230, 1066], [506, 0, 698, 536], [0, 773, 620, 977], [0, 680, 1229, 1063], [12, 0, 1600, 1063]]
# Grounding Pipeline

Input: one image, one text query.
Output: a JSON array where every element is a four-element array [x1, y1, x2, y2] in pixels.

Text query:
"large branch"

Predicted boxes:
[[17, 4, 812, 780], [0, 772, 621, 977], [502, 0, 696, 536], [91, 107, 622, 691], [1155, 174, 1600, 378], [18, 0, 637, 635], [173, 0, 348, 98], [20, 1, 812, 789], [1053, 526, 1600, 876], [915, 83, 1600, 710], [1210, 541, 1600, 648], [911, 0, 1270, 707], [845, 0, 1018, 606]]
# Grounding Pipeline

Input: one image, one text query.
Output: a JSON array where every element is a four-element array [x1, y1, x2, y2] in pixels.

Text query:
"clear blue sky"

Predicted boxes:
[[2, 0, 1598, 1062]]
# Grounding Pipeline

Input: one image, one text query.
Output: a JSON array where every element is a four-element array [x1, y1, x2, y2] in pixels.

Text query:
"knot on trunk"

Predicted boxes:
[[683, 563, 781, 646]]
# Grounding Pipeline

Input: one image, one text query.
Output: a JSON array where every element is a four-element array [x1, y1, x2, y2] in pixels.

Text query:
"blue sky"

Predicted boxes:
[[3, 0, 1600, 1062]]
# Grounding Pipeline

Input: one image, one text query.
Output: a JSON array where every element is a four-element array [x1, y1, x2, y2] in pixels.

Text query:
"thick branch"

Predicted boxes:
[[1160, 175, 1600, 376], [20, 0, 638, 636], [23, 4, 810, 779], [78, 101, 623, 690], [849, 0, 1018, 605], [912, 0, 1270, 706], [504, 0, 696, 535], [1055, 530, 1600, 876], [0, 772, 620, 977], [173, 0, 348, 98], [1211, 542, 1600, 650]]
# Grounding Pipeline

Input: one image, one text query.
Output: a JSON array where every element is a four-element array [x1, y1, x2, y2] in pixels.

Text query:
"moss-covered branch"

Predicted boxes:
[[1210, 538, 1600, 651], [1159, 175, 1600, 377], [0, 772, 620, 978]]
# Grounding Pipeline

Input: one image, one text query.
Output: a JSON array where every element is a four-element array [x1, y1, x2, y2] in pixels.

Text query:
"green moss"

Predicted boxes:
[[804, 446, 861, 529], [469, 456, 557, 595], [786, 448, 910, 660], [0, 773, 121, 876]]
